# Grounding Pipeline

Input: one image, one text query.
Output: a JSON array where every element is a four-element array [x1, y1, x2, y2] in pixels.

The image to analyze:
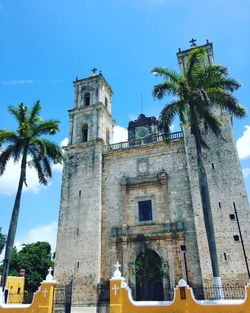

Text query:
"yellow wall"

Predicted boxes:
[[110, 278, 250, 313], [0, 276, 25, 304], [0, 281, 56, 313]]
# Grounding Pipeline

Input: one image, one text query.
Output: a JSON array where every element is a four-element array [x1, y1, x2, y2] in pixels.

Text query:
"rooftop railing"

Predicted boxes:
[[104, 131, 183, 153]]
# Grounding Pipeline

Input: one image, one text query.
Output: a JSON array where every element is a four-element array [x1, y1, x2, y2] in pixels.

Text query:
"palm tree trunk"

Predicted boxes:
[[0, 154, 26, 292], [192, 124, 221, 287]]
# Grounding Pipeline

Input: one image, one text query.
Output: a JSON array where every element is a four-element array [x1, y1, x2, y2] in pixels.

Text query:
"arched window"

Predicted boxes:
[[106, 129, 110, 144], [82, 123, 88, 142], [84, 93, 90, 106], [105, 97, 108, 108]]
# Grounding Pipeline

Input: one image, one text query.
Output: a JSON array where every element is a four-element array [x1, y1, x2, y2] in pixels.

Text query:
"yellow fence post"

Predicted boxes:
[[110, 262, 125, 313]]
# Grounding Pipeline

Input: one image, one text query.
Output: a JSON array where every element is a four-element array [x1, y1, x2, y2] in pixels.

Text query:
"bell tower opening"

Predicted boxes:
[[84, 92, 90, 106], [82, 123, 88, 142]]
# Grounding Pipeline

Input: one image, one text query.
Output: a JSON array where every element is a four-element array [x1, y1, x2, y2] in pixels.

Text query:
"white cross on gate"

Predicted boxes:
[[112, 284, 119, 296], [42, 288, 49, 298], [114, 261, 121, 272]]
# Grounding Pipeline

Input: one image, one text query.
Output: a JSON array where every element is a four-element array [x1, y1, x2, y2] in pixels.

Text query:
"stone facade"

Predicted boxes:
[[54, 43, 250, 312]]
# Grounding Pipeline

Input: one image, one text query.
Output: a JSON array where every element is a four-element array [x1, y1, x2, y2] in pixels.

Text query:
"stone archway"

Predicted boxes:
[[135, 249, 164, 301]]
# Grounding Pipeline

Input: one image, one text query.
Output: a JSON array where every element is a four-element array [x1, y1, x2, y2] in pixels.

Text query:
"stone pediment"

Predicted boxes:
[[120, 171, 167, 191]]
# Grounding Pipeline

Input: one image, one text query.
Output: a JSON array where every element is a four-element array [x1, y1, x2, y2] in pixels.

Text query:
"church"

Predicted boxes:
[[54, 41, 250, 313]]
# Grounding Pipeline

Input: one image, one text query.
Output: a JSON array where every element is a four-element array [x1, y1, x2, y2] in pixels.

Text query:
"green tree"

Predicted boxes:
[[152, 47, 246, 287], [9, 242, 53, 292], [0, 101, 64, 291], [0, 227, 6, 255]]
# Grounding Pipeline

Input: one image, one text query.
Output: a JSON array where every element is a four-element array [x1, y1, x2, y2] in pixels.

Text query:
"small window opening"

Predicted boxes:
[[105, 97, 108, 108], [106, 129, 110, 144], [229, 214, 235, 220], [17, 288, 21, 294], [77, 228, 79, 236], [82, 124, 88, 142], [76, 261, 80, 268], [79, 190, 81, 197], [211, 163, 214, 169], [180, 244, 186, 252], [223, 253, 227, 261], [233, 235, 240, 242], [138, 200, 152, 222], [84, 93, 90, 106], [218, 202, 221, 209]]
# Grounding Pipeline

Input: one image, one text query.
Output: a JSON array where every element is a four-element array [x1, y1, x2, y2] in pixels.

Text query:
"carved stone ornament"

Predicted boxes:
[[137, 158, 149, 175]]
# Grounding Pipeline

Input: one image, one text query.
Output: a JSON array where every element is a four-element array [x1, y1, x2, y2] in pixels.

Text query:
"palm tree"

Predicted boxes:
[[152, 47, 246, 290], [0, 101, 64, 292]]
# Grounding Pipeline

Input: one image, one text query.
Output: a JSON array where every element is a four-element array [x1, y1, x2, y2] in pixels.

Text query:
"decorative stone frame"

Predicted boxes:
[[136, 158, 149, 176]]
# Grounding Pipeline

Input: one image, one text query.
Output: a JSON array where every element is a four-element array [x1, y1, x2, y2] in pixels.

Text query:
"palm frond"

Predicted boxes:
[[196, 64, 227, 88], [42, 157, 52, 177], [152, 81, 178, 99], [29, 138, 46, 160], [30, 156, 48, 185], [159, 100, 184, 133], [207, 89, 246, 118], [28, 101, 42, 124], [32, 120, 60, 136], [8, 103, 27, 125], [217, 78, 241, 92], [0, 131, 19, 146], [201, 110, 222, 136], [185, 47, 206, 83], [151, 67, 180, 83], [0, 145, 16, 175], [42, 139, 64, 164]]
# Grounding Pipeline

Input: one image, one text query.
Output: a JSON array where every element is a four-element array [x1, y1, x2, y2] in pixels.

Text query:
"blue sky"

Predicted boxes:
[[0, 0, 250, 253]]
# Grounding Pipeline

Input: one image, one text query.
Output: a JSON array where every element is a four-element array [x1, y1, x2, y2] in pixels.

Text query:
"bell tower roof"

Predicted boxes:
[[73, 72, 113, 96], [177, 39, 214, 72]]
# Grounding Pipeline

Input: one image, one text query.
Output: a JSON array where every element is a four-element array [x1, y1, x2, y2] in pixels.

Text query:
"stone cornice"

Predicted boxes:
[[120, 171, 167, 191]]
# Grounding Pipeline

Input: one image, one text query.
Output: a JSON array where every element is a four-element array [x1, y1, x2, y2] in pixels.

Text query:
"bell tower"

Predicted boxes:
[[55, 71, 115, 311], [69, 70, 114, 145]]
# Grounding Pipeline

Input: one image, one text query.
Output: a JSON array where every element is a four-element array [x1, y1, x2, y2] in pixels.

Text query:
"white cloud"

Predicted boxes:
[[60, 137, 68, 147], [0, 222, 58, 262], [0, 139, 66, 195], [113, 125, 128, 143], [0, 159, 43, 195], [2, 80, 34, 85], [242, 168, 250, 179], [236, 125, 250, 160], [15, 221, 58, 252]]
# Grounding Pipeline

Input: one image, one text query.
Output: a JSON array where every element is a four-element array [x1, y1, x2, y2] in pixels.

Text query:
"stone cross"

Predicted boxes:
[[112, 284, 119, 296], [114, 261, 121, 272], [42, 288, 49, 298], [91, 68, 97, 74], [113, 261, 122, 278], [46, 267, 54, 281], [189, 38, 197, 47]]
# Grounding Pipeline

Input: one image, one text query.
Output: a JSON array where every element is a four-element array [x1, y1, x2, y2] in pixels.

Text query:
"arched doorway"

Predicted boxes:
[[135, 250, 164, 301]]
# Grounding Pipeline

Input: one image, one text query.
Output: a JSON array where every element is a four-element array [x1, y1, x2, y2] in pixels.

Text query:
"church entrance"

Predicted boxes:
[[135, 249, 164, 301]]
